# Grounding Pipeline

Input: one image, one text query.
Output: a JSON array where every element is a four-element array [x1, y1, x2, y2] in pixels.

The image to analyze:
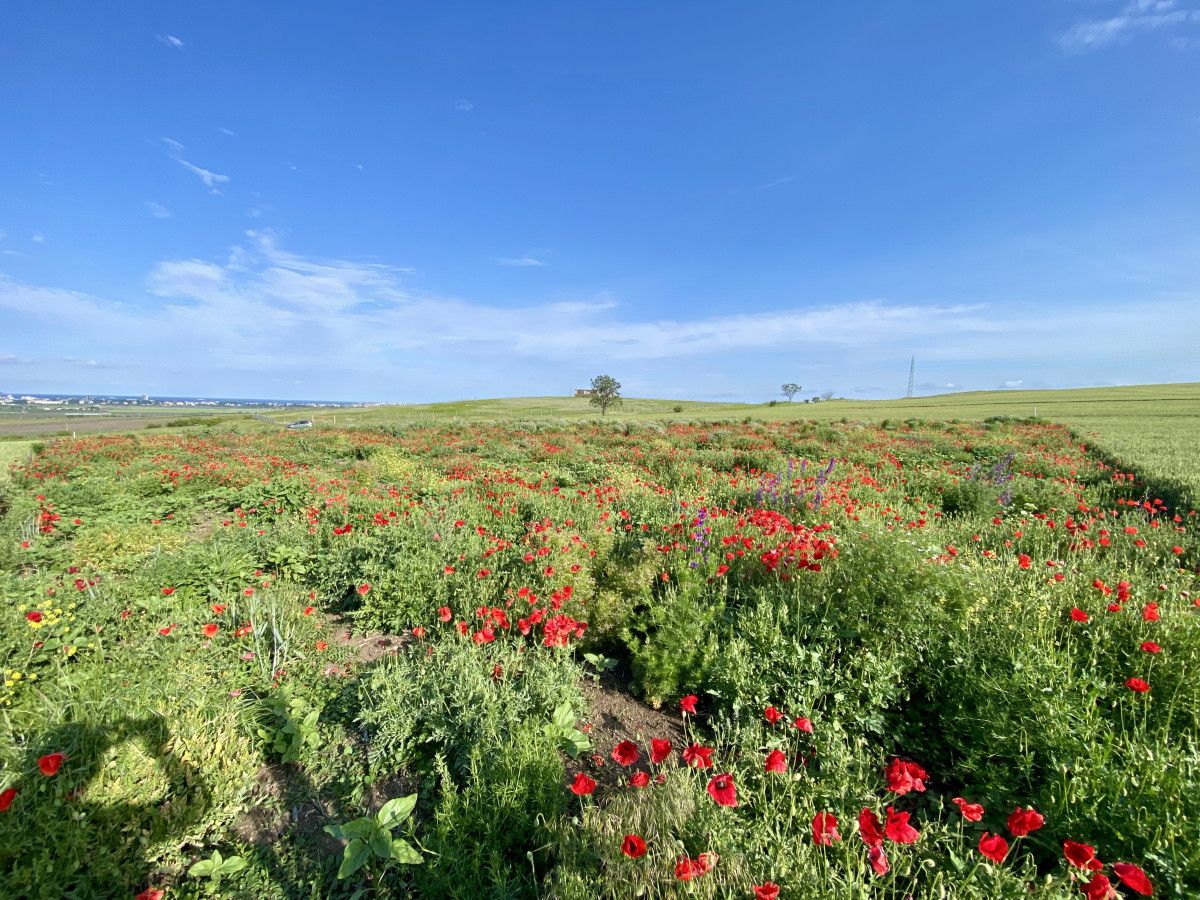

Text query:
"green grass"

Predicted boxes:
[[1, 416, 1197, 896], [270, 383, 1200, 507], [0, 441, 35, 484]]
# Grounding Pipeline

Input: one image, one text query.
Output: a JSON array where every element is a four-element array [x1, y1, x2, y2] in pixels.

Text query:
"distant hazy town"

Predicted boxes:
[[0, 393, 365, 410]]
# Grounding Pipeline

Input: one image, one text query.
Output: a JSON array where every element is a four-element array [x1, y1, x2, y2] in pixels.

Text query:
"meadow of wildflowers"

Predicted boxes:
[[0, 417, 1195, 897]]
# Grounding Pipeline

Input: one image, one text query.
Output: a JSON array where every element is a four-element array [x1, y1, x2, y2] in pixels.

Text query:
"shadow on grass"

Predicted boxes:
[[0, 715, 211, 897]]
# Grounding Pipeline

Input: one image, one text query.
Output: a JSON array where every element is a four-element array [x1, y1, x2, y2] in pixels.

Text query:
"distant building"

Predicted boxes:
[[574, 389, 594, 398]]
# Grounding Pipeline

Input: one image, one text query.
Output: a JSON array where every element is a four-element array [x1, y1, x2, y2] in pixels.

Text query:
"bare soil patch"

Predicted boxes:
[[568, 669, 688, 794]]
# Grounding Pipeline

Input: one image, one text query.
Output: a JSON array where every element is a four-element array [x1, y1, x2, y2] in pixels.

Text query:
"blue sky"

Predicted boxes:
[[2, 1, 1198, 402]]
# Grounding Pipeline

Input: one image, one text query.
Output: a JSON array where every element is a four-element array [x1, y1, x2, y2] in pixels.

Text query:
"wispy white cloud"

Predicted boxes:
[[495, 255, 548, 267], [145, 201, 172, 219], [31, 232, 45, 243], [454, 99, 474, 112], [157, 33, 184, 49], [1059, 0, 1200, 51], [759, 175, 797, 190], [218, 127, 236, 136], [177, 159, 230, 190], [161, 138, 230, 193], [3, 234, 1197, 400]]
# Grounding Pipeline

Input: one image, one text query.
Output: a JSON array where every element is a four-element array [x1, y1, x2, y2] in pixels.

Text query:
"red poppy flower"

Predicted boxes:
[[868, 845, 889, 875], [812, 811, 840, 845], [25, 611, 43, 623], [885, 758, 928, 795], [764, 749, 787, 773], [884, 807, 919, 844], [1125, 677, 1151, 693], [38, 753, 65, 777], [1081, 874, 1119, 900], [315, 640, 328, 651], [680, 694, 698, 714], [1071, 607, 1090, 623], [202, 623, 219, 638], [753, 883, 780, 900], [629, 771, 650, 788], [1112, 863, 1154, 896], [0, 787, 17, 812], [303, 606, 315, 616], [211, 604, 226, 615], [357, 583, 371, 596], [159, 624, 174, 636], [438, 606, 452, 622], [682, 743, 714, 769], [612, 741, 640, 766], [763, 705, 783, 725], [1142, 603, 1159, 622], [793, 716, 813, 733], [621, 834, 647, 859], [1140, 641, 1162, 653], [1063, 840, 1101, 871], [952, 796, 984, 821], [161, 587, 175, 596], [858, 807, 883, 847], [569, 772, 596, 795], [706, 773, 737, 807], [650, 737, 673, 764], [674, 856, 702, 881], [135, 890, 166, 900], [978, 832, 1009, 863], [1006, 806, 1045, 837], [1018, 554, 1032, 569]]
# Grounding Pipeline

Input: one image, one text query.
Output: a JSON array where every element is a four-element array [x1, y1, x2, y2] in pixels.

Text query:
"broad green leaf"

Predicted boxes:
[[340, 818, 375, 839], [391, 838, 423, 865], [188, 860, 215, 877], [219, 856, 247, 875], [552, 702, 575, 730], [377, 793, 418, 830], [368, 825, 393, 860], [338, 839, 372, 880]]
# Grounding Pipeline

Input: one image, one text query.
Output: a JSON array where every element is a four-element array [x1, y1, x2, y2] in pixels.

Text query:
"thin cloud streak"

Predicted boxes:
[[3, 234, 1198, 400], [161, 138, 230, 193], [496, 256, 548, 267], [1059, 0, 1200, 51]]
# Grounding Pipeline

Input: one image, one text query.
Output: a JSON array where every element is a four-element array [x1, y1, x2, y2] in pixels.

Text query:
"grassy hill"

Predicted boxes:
[[260, 383, 1199, 507]]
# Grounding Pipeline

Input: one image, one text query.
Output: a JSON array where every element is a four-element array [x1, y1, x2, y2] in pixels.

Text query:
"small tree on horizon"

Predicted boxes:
[[589, 375, 622, 415], [781, 383, 802, 402]]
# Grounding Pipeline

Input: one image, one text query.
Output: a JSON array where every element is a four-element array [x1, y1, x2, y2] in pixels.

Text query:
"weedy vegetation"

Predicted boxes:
[[0, 406, 1196, 898]]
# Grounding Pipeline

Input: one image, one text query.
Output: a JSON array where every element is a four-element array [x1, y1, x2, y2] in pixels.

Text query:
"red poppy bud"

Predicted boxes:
[[38, 753, 65, 777], [764, 749, 787, 773], [1112, 862, 1153, 896], [569, 772, 596, 795], [978, 832, 1008, 863], [650, 737, 672, 764]]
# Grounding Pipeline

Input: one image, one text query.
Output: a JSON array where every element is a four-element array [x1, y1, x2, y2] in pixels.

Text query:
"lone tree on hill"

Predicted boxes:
[[781, 383, 802, 402], [589, 375, 622, 415]]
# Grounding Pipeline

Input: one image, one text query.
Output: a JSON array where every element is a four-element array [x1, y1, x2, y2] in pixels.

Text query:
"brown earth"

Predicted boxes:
[[568, 669, 689, 794]]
